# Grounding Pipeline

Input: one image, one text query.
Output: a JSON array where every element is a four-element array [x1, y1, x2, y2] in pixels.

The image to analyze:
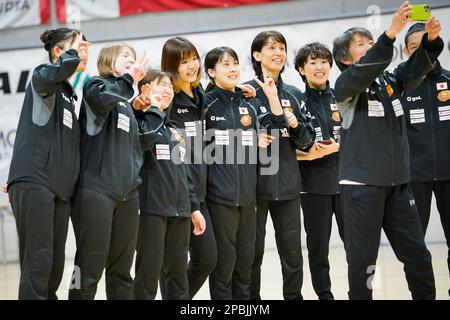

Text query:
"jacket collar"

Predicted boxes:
[[256, 73, 285, 90], [172, 84, 205, 109], [305, 81, 332, 99], [63, 80, 78, 101], [211, 85, 244, 103], [147, 106, 170, 124]]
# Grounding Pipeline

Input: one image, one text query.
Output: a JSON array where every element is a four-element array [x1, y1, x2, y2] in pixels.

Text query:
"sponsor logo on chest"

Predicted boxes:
[[210, 115, 226, 121], [406, 96, 422, 102], [178, 108, 189, 114]]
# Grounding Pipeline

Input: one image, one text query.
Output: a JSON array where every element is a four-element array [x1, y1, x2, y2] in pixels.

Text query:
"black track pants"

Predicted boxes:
[[9, 182, 70, 300], [340, 184, 435, 300]]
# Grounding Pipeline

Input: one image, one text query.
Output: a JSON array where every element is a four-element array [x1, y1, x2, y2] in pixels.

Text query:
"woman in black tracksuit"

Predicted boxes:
[[68, 43, 146, 300], [247, 31, 315, 300], [133, 70, 205, 300], [204, 46, 285, 300], [294, 43, 345, 300], [7, 28, 89, 300], [402, 23, 450, 295], [332, 10, 442, 299], [159, 37, 216, 298]]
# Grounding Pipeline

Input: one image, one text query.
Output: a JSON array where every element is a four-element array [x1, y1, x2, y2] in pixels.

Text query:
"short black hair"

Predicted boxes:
[[294, 42, 333, 82], [404, 22, 425, 46], [204, 46, 239, 85], [333, 27, 373, 71]]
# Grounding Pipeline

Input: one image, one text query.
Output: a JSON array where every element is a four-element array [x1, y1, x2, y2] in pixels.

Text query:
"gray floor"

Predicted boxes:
[[1, 243, 448, 300]]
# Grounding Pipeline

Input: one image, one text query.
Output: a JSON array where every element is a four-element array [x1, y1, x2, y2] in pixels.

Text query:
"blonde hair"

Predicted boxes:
[[97, 43, 136, 77]]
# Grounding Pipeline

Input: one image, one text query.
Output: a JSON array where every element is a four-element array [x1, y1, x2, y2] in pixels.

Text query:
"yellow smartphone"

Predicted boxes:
[[408, 4, 431, 21]]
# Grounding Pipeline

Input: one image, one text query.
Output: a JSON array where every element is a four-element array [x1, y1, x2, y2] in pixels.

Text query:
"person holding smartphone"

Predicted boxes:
[[402, 22, 450, 297], [332, 2, 442, 299]]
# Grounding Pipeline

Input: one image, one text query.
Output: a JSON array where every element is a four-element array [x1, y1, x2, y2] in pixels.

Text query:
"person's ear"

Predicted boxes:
[[298, 67, 306, 76], [207, 68, 216, 79], [252, 51, 261, 62], [51, 46, 63, 63], [403, 46, 411, 58]]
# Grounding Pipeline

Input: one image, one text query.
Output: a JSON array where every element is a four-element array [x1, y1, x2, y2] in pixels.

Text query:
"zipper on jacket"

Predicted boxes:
[[427, 77, 438, 181], [232, 96, 240, 206], [389, 117, 395, 186], [68, 98, 77, 197], [375, 76, 396, 185], [378, 77, 396, 186], [171, 127, 180, 216], [128, 107, 134, 201], [274, 87, 282, 201]]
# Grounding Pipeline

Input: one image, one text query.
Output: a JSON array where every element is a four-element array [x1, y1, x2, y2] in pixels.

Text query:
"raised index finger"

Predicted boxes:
[[254, 77, 264, 87]]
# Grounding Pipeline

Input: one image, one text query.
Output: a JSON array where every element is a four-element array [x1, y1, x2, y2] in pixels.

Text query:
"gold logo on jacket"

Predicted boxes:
[[386, 84, 394, 97], [332, 111, 341, 122], [241, 115, 252, 126], [437, 90, 450, 102]]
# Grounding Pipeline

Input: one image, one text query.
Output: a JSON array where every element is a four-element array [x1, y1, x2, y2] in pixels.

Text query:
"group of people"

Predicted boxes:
[[3, 1, 449, 300]]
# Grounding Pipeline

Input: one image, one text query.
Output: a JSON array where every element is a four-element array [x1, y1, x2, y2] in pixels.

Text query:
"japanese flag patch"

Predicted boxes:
[[436, 82, 448, 90], [281, 99, 291, 107], [239, 107, 249, 114]]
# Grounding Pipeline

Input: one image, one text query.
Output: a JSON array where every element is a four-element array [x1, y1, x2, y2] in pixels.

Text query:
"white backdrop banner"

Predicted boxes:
[[0, 0, 49, 30]]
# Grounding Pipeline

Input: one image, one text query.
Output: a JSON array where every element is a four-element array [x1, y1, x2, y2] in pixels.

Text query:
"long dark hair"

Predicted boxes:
[[250, 30, 287, 79]]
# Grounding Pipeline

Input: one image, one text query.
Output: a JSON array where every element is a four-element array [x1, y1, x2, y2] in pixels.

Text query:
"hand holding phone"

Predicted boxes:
[[318, 140, 332, 145], [425, 16, 441, 41], [316, 138, 340, 155], [386, 1, 414, 39], [407, 4, 431, 21]]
